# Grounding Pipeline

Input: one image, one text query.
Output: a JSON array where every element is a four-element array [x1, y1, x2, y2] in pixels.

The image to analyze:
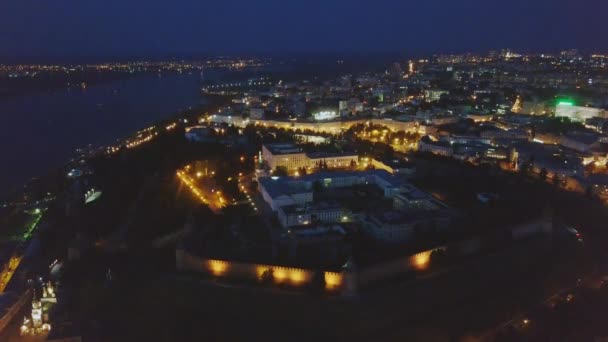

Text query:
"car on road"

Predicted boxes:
[[565, 226, 584, 244]]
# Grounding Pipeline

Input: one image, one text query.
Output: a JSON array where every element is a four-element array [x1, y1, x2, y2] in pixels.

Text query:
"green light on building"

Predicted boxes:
[[558, 101, 574, 106]]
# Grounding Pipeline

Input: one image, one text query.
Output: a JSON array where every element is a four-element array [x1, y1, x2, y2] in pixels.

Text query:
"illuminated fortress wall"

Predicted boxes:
[[176, 249, 344, 292], [176, 248, 439, 294], [177, 219, 552, 294], [357, 249, 438, 289]]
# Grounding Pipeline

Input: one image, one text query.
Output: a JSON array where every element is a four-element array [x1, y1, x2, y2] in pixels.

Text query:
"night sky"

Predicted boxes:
[[0, 0, 606, 59]]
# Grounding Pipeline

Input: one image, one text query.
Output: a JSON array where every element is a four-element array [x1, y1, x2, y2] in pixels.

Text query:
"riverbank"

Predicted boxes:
[[0, 70, 147, 100], [0, 72, 213, 199], [1, 93, 233, 204]]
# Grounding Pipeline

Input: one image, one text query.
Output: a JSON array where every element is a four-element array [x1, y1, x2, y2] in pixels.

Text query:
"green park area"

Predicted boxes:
[[0, 208, 44, 242]]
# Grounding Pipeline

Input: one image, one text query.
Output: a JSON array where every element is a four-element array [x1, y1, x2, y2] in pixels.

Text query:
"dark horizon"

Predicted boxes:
[[1, 0, 606, 62], [0, 47, 605, 65]]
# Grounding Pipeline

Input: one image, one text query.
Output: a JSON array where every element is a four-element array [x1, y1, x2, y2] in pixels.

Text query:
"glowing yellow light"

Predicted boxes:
[[273, 268, 287, 282], [256, 266, 270, 278], [208, 260, 228, 276], [411, 250, 432, 270], [289, 269, 305, 283], [324, 272, 343, 290]]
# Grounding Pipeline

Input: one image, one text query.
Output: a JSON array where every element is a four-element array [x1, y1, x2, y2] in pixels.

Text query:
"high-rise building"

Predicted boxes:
[[388, 63, 402, 79], [408, 61, 415, 74]]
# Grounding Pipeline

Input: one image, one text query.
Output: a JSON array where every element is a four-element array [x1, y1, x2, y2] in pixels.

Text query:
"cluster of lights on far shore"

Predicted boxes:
[[126, 132, 158, 149], [105, 125, 163, 154]]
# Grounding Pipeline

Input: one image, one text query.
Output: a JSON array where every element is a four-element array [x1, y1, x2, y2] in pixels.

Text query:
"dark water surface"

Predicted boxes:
[[0, 72, 207, 195]]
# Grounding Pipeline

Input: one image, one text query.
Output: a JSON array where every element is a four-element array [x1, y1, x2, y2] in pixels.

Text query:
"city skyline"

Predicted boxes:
[[3, 1, 608, 340]]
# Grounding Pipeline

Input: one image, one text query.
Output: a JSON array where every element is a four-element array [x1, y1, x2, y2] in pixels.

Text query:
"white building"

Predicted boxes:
[[258, 177, 313, 211], [262, 143, 309, 171], [277, 204, 347, 228], [209, 113, 251, 127], [418, 136, 453, 157], [294, 134, 330, 145], [361, 211, 450, 243], [555, 103, 607, 123], [258, 170, 403, 211], [262, 143, 357, 172], [424, 89, 449, 102], [306, 152, 358, 170], [313, 111, 339, 121]]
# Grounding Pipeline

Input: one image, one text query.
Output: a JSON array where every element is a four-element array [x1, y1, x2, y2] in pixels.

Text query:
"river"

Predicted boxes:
[[0, 72, 210, 196]]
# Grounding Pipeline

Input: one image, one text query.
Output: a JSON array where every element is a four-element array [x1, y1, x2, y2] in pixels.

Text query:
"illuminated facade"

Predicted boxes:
[[262, 143, 308, 171], [306, 152, 358, 170], [252, 117, 418, 134], [277, 203, 348, 228], [176, 246, 451, 294], [294, 134, 330, 145], [555, 103, 607, 123], [176, 252, 345, 291], [313, 111, 339, 121], [261, 143, 357, 172], [418, 136, 453, 157], [258, 177, 313, 211], [424, 89, 449, 102], [466, 113, 494, 123], [258, 170, 404, 211], [20, 291, 52, 336]]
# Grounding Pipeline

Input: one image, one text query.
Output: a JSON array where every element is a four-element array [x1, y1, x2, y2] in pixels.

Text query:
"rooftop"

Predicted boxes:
[[263, 143, 304, 155], [258, 177, 311, 199], [259, 170, 403, 199], [563, 131, 600, 145], [279, 202, 343, 215], [377, 157, 416, 169], [366, 210, 448, 225], [289, 224, 347, 238], [306, 151, 358, 159]]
